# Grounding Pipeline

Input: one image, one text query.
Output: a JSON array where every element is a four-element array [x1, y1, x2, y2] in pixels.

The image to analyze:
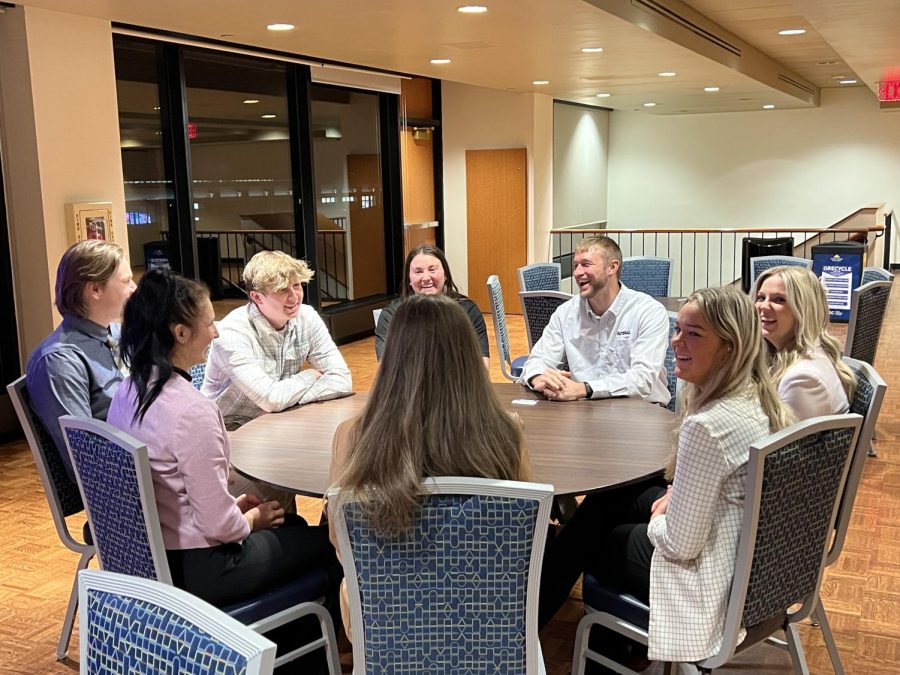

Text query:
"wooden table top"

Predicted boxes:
[[229, 383, 678, 498]]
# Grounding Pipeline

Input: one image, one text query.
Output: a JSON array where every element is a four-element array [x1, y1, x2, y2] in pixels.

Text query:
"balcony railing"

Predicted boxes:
[[550, 224, 887, 296]]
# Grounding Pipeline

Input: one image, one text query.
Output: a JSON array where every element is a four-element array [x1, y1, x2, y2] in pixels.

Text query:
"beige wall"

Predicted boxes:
[[0, 6, 127, 361], [441, 82, 553, 294], [553, 102, 610, 229]]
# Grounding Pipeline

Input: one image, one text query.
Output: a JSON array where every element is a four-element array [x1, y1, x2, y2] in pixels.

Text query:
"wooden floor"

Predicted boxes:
[[1, 284, 898, 674]]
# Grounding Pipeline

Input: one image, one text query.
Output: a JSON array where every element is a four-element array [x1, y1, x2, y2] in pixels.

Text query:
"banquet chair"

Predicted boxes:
[[79, 569, 276, 675], [518, 262, 562, 292], [621, 257, 674, 297], [372, 308, 382, 329], [861, 266, 892, 285], [59, 416, 340, 674], [330, 477, 554, 675], [189, 363, 206, 390], [519, 290, 571, 350], [572, 413, 861, 675], [487, 275, 528, 381], [748, 255, 812, 291], [844, 280, 892, 366], [7, 376, 94, 660]]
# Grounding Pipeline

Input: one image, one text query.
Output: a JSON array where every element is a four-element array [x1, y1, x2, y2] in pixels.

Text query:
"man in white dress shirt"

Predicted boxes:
[[520, 236, 670, 404]]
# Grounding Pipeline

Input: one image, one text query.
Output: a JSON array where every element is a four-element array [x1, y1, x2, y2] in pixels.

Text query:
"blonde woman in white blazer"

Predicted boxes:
[[754, 265, 855, 419], [539, 287, 792, 662]]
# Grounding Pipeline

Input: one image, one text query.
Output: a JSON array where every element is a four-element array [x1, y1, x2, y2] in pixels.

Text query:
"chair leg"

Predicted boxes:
[[785, 624, 811, 675], [813, 606, 845, 675], [58, 550, 93, 660], [867, 440, 877, 457]]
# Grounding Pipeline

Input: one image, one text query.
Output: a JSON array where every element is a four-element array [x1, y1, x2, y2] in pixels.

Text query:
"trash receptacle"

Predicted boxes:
[[144, 240, 171, 271], [741, 237, 794, 292], [811, 240, 865, 322]]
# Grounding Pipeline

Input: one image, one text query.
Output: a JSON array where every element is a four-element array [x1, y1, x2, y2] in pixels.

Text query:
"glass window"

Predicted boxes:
[[311, 85, 385, 304], [113, 37, 171, 273], [182, 48, 293, 293]]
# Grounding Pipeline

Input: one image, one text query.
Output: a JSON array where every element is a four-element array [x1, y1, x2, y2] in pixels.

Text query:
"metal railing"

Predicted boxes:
[[551, 226, 886, 296]]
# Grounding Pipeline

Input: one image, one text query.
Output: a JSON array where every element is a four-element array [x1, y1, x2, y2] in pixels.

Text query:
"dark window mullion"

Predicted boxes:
[[431, 78, 445, 251], [157, 42, 197, 278], [287, 64, 320, 309], [379, 92, 403, 296]]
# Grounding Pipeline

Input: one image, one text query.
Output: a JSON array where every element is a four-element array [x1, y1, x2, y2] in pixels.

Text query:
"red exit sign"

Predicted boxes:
[[188, 122, 198, 139]]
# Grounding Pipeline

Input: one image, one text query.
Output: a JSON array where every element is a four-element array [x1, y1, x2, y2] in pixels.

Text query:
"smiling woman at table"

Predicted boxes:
[[754, 265, 855, 419], [329, 293, 531, 639], [107, 269, 337, 609], [539, 286, 792, 663]]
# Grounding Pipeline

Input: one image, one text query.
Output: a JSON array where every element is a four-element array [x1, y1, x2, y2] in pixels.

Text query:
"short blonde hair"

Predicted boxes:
[[242, 251, 314, 294], [575, 236, 622, 279], [55, 240, 126, 318]]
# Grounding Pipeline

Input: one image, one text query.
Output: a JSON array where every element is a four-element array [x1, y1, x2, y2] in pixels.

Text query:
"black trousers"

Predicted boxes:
[[167, 514, 338, 608], [539, 476, 667, 629]]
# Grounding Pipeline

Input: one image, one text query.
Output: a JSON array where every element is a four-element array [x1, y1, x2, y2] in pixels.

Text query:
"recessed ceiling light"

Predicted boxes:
[[243, 99, 260, 104], [266, 23, 295, 31], [658, 72, 677, 77], [816, 59, 839, 66], [153, 106, 161, 110], [643, 102, 657, 107], [581, 47, 604, 53], [703, 86, 720, 92], [532, 80, 550, 85], [261, 113, 277, 119], [430, 58, 451, 65], [839, 79, 858, 85], [778, 28, 806, 35], [762, 104, 776, 109], [457, 5, 488, 13], [596, 92, 611, 98]]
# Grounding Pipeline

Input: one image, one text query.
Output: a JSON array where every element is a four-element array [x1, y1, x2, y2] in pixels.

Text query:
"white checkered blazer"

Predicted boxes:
[[646, 389, 771, 662]]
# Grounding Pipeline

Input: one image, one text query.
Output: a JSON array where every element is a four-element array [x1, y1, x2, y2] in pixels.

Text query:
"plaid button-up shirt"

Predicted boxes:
[[202, 302, 352, 430]]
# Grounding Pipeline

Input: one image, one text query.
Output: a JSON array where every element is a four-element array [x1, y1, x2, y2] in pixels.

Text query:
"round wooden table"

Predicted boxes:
[[229, 383, 678, 497]]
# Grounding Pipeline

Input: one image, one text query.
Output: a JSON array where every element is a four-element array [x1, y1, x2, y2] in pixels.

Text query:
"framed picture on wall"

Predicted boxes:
[[66, 202, 115, 244]]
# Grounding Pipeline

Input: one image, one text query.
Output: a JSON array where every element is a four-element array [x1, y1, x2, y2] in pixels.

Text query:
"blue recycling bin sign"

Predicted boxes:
[[811, 241, 864, 322]]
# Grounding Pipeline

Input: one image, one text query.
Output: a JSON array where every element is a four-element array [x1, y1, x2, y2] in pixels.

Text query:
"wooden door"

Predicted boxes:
[[465, 148, 527, 313], [347, 154, 385, 299]]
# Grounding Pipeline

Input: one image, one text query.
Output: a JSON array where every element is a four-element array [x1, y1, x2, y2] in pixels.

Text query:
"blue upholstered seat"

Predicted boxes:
[[79, 569, 276, 674], [664, 311, 679, 412], [189, 363, 206, 390], [572, 414, 862, 675], [748, 255, 811, 291], [487, 275, 529, 381], [60, 416, 340, 673], [331, 477, 553, 675], [844, 280, 892, 366], [519, 290, 572, 351], [6, 376, 94, 660], [518, 262, 562, 292], [621, 257, 673, 298], [861, 266, 892, 285]]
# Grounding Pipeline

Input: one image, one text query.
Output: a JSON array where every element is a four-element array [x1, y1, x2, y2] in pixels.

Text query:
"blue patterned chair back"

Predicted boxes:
[[664, 312, 678, 412], [718, 416, 861, 655], [518, 263, 562, 292], [748, 256, 812, 291], [486, 275, 519, 380], [620, 257, 673, 297], [7, 376, 85, 521], [79, 569, 275, 675], [861, 267, 892, 285], [844, 280, 892, 365], [61, 416, 171, 584], [189, 363, 206, 391], [332, 478, 553, 675], [827, 358, 887, 566], [519, 291, 571, 351]]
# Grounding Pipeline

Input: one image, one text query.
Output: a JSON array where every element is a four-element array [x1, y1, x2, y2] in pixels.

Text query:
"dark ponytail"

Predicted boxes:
[[120, 269, 208, 424]]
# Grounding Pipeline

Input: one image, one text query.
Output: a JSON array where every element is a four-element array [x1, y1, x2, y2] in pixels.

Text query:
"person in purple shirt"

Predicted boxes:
[[107, 268, 338, 610], [26, 240, 136, 478]]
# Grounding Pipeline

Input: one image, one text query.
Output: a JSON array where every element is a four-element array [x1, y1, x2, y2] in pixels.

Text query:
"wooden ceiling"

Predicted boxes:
[[10, 0, 900, 114]]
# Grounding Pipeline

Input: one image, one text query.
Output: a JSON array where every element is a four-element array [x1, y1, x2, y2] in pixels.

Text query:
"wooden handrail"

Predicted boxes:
[[549, 226, 884, 235]]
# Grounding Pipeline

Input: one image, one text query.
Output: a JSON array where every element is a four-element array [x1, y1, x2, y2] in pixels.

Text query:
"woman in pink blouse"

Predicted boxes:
[[107, 269, 337, 607]]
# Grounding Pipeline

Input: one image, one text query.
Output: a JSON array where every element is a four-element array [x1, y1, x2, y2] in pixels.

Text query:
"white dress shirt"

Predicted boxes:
[[202, 302, 352, 430], [646, 389, 771, 662], [519, 285, 670, 404], [778, 346, 850, 420]]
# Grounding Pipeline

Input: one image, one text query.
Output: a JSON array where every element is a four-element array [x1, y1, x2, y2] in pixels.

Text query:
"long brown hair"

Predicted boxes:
[[666, 286, 792, 479], [333, 294, 523, 535], [400, 245, 461, 299]]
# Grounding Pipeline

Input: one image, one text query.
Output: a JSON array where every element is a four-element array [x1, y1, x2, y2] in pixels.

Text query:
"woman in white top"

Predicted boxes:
[[540, 287, 792, 662], [754, 266, 855, 419]]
